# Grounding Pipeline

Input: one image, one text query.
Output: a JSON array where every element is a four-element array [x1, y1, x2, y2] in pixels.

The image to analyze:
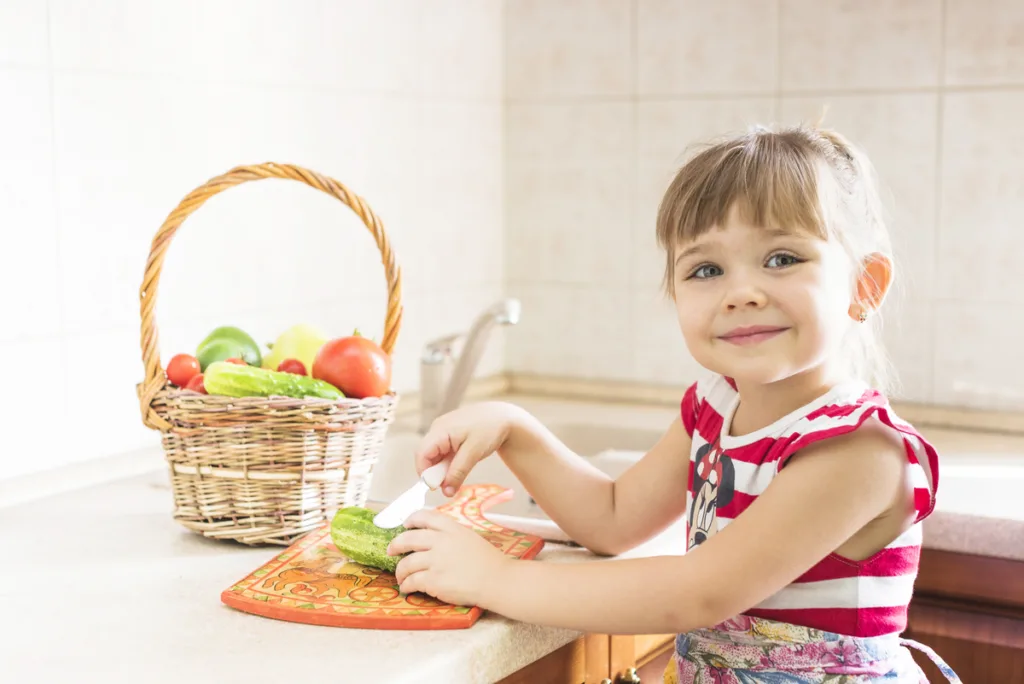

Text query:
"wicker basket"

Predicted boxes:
[[136, 163, 403, 546]]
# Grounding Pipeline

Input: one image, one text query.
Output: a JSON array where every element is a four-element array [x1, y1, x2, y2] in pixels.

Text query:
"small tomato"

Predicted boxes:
[[167, 354, 201, 387], [277, 358, 307, 375], [185, 373, 207, 394], [312, 333, 391, 399]]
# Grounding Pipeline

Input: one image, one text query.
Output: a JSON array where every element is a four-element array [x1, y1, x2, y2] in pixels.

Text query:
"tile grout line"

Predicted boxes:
[[630, 0, 641, 378], [931, 0, 947, 405], [504, 82, 1024, 106], [775, 0, 783, 121]]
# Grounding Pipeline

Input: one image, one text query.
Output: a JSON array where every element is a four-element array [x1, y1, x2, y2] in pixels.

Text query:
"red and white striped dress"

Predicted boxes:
[[681, 372, 940, 638]]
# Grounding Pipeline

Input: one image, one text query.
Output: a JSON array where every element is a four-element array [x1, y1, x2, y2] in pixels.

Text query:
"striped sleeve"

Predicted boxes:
[[773, 394, 939, 523], [680, 382, 700, 437]]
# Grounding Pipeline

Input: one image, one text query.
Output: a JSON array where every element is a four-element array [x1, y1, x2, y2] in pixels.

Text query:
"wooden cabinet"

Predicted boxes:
[[502, 548, 1024, 682], [609, 633, 676, 683], [904, 548, 1024, 682], [496, 633, 673, 683]]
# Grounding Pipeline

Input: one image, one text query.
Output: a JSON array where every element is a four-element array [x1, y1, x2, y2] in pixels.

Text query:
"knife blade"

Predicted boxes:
[[372, 460, 449, 529]]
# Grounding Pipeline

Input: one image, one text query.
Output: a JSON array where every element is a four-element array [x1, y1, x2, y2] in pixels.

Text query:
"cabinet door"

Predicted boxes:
[[497, 634, 612, 684], [608, 634, 675, 682]]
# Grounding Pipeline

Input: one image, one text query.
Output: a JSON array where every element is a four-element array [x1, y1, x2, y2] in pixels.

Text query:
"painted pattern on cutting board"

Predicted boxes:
[[221, 484, 545, 629]]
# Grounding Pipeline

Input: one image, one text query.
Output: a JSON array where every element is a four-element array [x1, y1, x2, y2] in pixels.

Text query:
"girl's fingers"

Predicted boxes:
[[387, 529, 437, 556], [414, 427, 458, 474], [403, 509, 463, 533], [442, 438, 480, 496], [394, 551, 430, 585]]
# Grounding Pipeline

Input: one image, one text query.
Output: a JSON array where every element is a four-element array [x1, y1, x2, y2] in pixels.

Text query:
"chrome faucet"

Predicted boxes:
[[419, 298, 521, 432]]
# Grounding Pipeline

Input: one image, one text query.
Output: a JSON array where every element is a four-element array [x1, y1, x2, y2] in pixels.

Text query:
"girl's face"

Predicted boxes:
[[672, 206, 858, 386]]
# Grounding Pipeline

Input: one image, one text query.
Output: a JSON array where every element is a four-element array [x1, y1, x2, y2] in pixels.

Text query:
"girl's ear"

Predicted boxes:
[[849, 252, 893, 320]]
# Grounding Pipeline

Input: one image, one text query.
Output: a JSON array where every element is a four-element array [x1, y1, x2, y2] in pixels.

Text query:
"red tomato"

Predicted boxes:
[[225, 357, 247, 365], [166, 354, 200, 387], [312, 334, 391, 399], [277, 358, 307, 376], [185, 373, 207, 394]]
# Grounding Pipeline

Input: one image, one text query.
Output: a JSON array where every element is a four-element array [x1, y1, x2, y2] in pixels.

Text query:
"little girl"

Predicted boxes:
[[386, 124, 960, 683]]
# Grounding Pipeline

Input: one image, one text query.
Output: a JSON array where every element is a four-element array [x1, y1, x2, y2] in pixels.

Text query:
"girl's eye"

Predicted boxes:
[[688, 263, 723, 280], [766, 252, 802, 269]]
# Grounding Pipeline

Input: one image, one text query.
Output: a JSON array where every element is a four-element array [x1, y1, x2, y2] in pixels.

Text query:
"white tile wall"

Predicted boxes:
[[636, 0, 779, 96], [505, 0, 632, 99], [933, 303, 1024, 412], [939, 92, 1024, 306], [945, 0, 1024, 87], [0, 0, 49, 67], [505, 102, 633, 285], [0, 1, 505, 480], [779, 0, 943, 91], [5, 0, 1023, 481], [1, 68, 60, 344]]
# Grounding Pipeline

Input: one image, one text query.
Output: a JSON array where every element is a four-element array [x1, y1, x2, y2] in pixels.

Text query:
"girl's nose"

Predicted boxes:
[[723, 286, 768, 311]]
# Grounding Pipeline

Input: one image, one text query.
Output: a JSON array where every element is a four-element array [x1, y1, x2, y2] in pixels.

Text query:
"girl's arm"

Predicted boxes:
[[478, 420, 910, 634], [497, 408, 693, 556]]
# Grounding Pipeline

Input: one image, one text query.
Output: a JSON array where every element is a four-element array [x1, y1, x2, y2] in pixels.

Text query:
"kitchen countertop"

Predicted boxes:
[[0, 467, 684, 684], [2, 393, 1021, 683]]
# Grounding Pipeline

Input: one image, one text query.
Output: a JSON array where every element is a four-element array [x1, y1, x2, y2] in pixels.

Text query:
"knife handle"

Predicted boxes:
[[421, 460, 448, 490]]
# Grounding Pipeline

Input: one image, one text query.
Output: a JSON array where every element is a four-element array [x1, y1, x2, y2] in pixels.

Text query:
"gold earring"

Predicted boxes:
[[857, 310, 868, 323]]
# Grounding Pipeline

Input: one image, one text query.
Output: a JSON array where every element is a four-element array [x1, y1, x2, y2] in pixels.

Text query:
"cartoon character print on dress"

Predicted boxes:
[[687, 436, 735, 550]]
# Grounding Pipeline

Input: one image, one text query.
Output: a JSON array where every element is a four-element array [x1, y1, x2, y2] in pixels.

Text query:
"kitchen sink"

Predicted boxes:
[[366, 420, 662, 523]]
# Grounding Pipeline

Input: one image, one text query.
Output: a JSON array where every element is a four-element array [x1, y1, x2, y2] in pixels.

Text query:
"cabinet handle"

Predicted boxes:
[[615, 667, 641, 683]]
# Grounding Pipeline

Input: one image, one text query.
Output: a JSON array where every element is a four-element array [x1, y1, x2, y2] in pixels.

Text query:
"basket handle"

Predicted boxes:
[[138, 162, 403, 429]]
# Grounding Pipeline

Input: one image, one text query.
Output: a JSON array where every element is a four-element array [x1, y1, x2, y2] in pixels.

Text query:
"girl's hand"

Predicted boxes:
[[416, 401, 524, 496], [387, 509, 510, 607]]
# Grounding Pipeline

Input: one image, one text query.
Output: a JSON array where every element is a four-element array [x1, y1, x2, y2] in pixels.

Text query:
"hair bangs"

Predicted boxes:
[[655, 130, 834, 265]]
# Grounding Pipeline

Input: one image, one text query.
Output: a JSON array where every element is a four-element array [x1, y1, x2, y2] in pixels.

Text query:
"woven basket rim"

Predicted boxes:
[[137, 162, 403, 432]]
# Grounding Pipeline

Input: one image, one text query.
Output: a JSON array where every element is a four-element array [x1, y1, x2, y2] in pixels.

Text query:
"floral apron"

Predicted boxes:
[[663, 615, 961, 683]]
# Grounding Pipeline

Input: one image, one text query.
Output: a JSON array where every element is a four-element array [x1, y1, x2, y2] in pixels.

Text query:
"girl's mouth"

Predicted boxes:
[[717, 325, 789, 346]]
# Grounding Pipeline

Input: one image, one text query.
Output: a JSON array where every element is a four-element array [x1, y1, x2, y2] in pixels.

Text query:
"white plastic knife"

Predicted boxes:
[[372, 461, 449, 529]]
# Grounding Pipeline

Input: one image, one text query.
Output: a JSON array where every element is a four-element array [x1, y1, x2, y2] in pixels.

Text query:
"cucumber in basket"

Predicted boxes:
[[204, 361, 344, 400]]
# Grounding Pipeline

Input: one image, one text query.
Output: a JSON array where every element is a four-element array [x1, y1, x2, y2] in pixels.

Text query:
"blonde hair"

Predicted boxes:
[[655, 122, 897, 394]]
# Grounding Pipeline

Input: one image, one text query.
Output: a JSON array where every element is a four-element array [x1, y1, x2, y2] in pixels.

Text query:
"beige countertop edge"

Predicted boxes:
[[922, 510, 1024, 562]]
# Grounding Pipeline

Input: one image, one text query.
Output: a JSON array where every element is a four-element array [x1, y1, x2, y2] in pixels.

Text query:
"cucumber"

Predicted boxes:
[[330, 507, 405, 573], [203, 361, 344, 400]]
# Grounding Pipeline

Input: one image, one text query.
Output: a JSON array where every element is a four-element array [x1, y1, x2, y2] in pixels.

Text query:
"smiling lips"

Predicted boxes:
[[718, 325, 790, 346]]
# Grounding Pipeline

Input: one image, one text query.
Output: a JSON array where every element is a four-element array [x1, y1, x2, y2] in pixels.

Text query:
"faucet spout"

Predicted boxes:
[[419, 298, 520, 431], [440, 298, 520, 414]]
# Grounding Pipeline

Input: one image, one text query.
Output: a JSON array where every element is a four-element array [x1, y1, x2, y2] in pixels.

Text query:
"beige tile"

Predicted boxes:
[[634, 98, 777, 289], [507, 102, 633, 164], [631, 288, 706, 386], [637, 0, 778, 95], [506, 103, 633, 285], [945, 0, 1024, 86], [879, 291, 934, 403], [506, 165, 633, 285], [933, 302, 1024, 411], [779, 94, 939, 300], [506, 284, 634, 380], [779, 0, 943, 91], [505, 0, 632, 98], [939, 92, 1024, 304]]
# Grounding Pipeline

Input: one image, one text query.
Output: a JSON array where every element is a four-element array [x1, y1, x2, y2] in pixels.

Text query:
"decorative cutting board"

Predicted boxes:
[[221, 484, 545, 630]]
